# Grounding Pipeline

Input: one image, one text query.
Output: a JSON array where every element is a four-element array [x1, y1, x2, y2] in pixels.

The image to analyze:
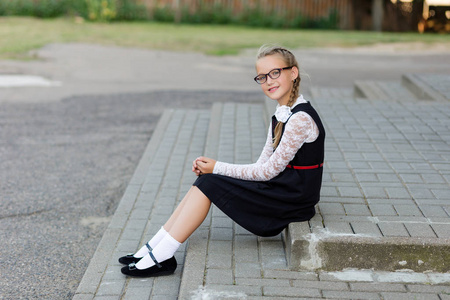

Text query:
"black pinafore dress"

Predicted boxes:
[[193, 102, 325, 237]]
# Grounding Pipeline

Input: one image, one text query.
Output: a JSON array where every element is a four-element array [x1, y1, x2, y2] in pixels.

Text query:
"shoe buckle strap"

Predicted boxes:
[[145, 243, 153, 253], [149, 251, 162, 269]]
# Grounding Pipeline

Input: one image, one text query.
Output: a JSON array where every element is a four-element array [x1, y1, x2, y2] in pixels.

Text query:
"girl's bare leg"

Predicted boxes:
[[127, 186, 210, 271], [162, 186, 196, 232], [165, 186, 211, 243], [128, 186, 203, 259]]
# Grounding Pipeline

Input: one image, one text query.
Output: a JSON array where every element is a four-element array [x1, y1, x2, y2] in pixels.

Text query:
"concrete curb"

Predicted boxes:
[[285, 222, 450, 272], [402, 73, 447, 101]]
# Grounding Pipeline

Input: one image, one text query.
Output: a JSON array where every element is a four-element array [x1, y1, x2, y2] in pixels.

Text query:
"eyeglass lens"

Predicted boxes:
[[255, 68, 282, 84]]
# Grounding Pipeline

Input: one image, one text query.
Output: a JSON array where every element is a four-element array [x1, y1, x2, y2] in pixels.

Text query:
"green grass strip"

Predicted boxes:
[[1, 17, 449, 59]]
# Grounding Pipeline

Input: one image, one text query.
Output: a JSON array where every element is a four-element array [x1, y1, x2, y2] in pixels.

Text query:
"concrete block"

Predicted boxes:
[[324, 221, 353, 234], [385, 187, 411, 199], [261, 253, 287, 270], [320, 186, 340, 197], [259, 240, 285, 257], [422, 173, 446, 184], [378, 223, 409, 237], [153, 276, 181, 296], [355, 173, 378, 182], [122, 287, 152, 300], [319, 270, 373, 282], [344, 204, 372, 216], [234, 246, 259, 263], [319, 203, 345, 215], [369, 204, 397, 216], [206, 268, 234, 285], [407, 284, 450, 293], [431, 224, 450, 238], [92, 296, 121, 300], [322, 290, 380, 299], [96, 280, 125, 296], [361, 186, 388, 198], [211, 216, 233, 228], [433, 188, 450, 200], [394, 204, 423, 216], [233, 261, 262, 278], [210, 227, 233, 241], [264, 286, 321, 297], [72, 294, 94, 300], [351, 222, 382, 237], [404, 223, 437, 238], [399, 173, 424, 184], [207, 252, 232, 269], [349, 282, 406, 292], [291, 279, 349, 290], [201, 284, 262, 297], [331, 172, 355, 182], [381, 292, 439, 300], [151, 295, 178, 300], [237, 278, 290, 287], [338, 186, 364, 198]]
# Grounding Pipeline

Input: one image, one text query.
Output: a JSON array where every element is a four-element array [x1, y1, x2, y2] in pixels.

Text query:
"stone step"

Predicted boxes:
[[354, 80, 419, 101], [282, 90, 450, 273], [354, 73, 450, 102], [402, 73, 449, 102]]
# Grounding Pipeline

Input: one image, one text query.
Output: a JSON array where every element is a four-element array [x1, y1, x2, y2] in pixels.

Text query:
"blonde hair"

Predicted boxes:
[[256, 45, 300, 149]]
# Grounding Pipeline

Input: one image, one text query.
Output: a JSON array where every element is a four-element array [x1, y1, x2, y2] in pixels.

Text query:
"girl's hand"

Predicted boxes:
[[192, 157, 201, 176], [193, 156, 216, 176]]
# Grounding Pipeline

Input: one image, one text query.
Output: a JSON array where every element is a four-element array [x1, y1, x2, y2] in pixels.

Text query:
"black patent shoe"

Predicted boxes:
[[118, 254, 141, 265], [121, 255, 177, 278], [118, 243, 152, 265]]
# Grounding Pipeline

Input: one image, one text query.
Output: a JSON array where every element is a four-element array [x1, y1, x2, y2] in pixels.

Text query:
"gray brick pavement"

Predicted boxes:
[[312, 86, 450, 240], [76, 74, 450, 299], [177, 98, 450, 298]]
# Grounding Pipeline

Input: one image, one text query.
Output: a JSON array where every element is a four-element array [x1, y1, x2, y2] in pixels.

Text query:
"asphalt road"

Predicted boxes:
[[0, 43, 449, 299]]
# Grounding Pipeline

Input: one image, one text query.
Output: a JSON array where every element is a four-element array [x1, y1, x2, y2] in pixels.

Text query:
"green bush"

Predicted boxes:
[[115, 0, 148, 21], [153, 5, 174, 23], [0, 0, 340, 29], [0, 0, 34, 16], [181, 4, 233, 25], [34, 0, 67, 18]]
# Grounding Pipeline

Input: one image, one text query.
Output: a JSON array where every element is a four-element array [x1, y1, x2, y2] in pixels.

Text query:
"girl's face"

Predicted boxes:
[[255, 54, 298, 106]]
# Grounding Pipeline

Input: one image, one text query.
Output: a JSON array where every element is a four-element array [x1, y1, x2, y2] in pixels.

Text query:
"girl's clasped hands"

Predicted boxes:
[[192, 157, 216, 176]]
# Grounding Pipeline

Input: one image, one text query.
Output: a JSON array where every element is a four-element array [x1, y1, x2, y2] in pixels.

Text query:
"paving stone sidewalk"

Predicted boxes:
[[75, 76, 450, 299]]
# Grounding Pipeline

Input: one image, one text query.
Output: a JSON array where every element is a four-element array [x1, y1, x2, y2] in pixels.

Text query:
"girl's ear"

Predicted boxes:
[[291, 66, 299, 81]]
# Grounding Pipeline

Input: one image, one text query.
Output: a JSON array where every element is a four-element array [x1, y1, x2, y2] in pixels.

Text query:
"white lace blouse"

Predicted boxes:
[[213, 95, 320, 181]]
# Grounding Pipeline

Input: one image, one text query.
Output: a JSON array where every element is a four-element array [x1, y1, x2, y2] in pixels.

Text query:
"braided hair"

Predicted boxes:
[[256, 45, 301, 149]]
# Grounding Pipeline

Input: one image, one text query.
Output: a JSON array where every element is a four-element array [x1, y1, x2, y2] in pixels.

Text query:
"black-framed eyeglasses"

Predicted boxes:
[[254, 67, 293, 84]]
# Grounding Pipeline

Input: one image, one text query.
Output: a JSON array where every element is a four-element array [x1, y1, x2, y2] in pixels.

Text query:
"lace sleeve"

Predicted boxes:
[[213, 112, 319, 181], [255, 126, 273, 165]]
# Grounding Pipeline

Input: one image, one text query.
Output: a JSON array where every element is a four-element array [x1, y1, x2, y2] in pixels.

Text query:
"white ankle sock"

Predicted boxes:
[[133, 226, 168, 258], [136, 233, 181, 270]]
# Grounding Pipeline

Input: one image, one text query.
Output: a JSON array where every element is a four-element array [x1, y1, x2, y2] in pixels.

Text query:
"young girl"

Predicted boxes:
[[120, 45, 325, 277]]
